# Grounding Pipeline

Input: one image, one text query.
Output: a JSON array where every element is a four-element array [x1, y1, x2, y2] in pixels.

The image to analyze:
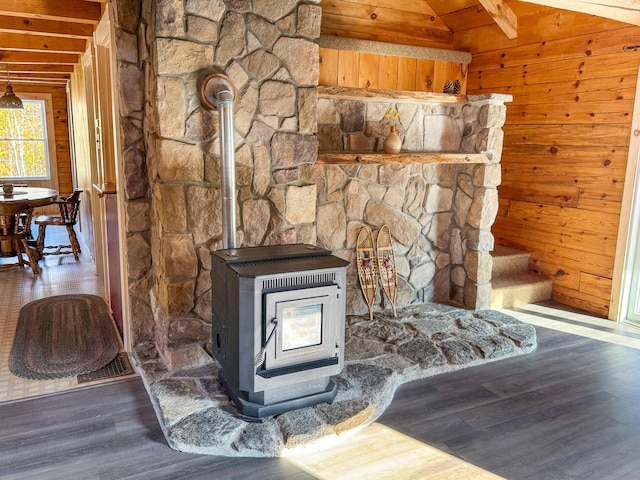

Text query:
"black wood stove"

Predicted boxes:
[[211, 244, 349, 418]]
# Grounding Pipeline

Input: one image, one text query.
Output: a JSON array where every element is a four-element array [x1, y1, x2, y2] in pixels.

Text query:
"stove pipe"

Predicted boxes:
[[198, 73, 237, 249]]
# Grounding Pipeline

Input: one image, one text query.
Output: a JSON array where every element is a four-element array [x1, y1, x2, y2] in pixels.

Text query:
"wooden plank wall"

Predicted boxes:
[[456, 12, 640, 317], [15, 85, 73, 197], [320, 0, 454, 49], [319, 47, 468, 93]]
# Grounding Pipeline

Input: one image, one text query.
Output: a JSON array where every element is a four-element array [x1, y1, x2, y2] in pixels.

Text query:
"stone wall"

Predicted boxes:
[[112, 0, 155, 351], [141, 0, 324, 369], [109, 0, 510, 372], [315, 93, 510, 315]]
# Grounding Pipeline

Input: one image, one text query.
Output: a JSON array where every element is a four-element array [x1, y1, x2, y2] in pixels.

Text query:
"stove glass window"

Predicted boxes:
[[281, 303, 322, 351]]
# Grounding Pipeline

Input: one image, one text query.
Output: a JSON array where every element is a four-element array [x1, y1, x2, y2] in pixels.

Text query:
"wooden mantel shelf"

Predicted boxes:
[[318, 86, 468, 103], [317, 151, 490, 165]]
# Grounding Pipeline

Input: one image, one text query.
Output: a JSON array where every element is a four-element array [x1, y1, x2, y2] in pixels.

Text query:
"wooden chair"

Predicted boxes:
[[0, 208, 40, 274], [35, 189, 82, 260]]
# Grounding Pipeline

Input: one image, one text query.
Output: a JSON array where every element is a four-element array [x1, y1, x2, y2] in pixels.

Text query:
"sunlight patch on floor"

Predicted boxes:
[[284, 422, 504, 480], [501, 303, 640, 351]]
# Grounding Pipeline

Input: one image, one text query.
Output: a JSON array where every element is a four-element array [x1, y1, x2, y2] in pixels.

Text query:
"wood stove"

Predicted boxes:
[[211, 244, 349, 418]]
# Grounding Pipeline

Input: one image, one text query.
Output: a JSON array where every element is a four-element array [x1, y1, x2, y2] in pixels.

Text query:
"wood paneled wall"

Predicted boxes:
[[320, 0, 454, 49], [319, 47, 468, 93], [14, 85, 73, 197], [458, 13, 640, 317]]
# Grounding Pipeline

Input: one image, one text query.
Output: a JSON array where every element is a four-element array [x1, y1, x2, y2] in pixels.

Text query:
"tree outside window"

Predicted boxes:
[[0, 99, 50, 180]]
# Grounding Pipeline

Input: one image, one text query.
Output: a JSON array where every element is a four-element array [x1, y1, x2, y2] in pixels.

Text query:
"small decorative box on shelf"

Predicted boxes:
[[316, 152, 490, 165]]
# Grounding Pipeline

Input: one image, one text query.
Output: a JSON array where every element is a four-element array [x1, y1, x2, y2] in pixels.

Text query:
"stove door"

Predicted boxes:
[[263, 285, 340, 370]]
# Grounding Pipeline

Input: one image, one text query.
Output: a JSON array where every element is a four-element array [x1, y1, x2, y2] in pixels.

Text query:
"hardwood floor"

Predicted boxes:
[[379, 325, 640, 480], [2, 323, 640, 479]]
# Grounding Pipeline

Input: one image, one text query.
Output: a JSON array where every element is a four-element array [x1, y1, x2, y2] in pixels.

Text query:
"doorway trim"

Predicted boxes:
[[610, 66, 640, 322], [93, 4, 131, 351]]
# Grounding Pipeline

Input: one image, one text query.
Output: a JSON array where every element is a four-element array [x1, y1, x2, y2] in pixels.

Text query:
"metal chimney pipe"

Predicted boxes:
[[198, 73, 237, 249]]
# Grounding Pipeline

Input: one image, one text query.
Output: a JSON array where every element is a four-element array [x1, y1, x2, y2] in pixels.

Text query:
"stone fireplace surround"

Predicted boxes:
[[315, 87, 510, 317], [107, 0, 516, 454]]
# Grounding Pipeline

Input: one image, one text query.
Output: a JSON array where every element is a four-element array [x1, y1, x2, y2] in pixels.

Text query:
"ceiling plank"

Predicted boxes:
[[320, 0, 452, 32], [0, 15, 94, 39], [582, 0, 640, 8], [6, 64, 75, 74], [477, 0, 518, 38], [424, 0, 479, 16], [0, 50, 79, 64], [320, 0, 447, 17], [0, 32, 87, 54], [519, 0, 640, 25], [440, 5, 495, 32], [0, 0, 101, 24], [322, 13, 454, 46], [2, 71, 70, 79], [9, 77, 68, 85]]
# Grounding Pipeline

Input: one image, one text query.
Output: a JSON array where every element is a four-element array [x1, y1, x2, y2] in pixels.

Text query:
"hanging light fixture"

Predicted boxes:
[[0, 65, 23, 109]]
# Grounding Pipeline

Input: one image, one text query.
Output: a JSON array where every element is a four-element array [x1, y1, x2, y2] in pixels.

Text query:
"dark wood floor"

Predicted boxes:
[[2, 326, 640, 479]]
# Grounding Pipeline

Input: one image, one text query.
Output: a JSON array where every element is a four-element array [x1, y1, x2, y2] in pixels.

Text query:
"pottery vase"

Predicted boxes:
[[383, 126, 402, 154]]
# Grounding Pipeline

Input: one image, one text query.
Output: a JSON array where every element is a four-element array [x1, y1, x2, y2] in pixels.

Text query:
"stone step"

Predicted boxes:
[[490, 272, 554, 309], [491, 245, 531, 278]]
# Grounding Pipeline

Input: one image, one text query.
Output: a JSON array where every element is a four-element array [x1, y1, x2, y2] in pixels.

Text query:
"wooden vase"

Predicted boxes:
[[383, 126, 401, 154]]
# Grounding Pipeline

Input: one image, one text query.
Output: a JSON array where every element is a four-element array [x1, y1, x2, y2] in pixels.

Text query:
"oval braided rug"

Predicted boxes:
[[9, 294, 120, 380]]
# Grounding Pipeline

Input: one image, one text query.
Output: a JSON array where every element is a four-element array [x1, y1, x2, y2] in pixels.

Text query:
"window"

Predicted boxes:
[[0, 99, 51, 180]]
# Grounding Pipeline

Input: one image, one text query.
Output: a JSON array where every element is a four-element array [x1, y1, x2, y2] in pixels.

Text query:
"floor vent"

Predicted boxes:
[[77, 352, 135, 384]]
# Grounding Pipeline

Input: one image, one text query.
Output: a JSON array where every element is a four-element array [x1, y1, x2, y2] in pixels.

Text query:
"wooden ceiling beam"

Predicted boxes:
[[477, 0, 518, 38], [2, 71, 70, 80], [0, 50, 79, 65], [8, 77, 68, 85], [0, 0, 101, 24], [5, 64, 75, 74], [519, 0, 640, 25], [0, 15, 94, 39], [0, 32, 87, 54]]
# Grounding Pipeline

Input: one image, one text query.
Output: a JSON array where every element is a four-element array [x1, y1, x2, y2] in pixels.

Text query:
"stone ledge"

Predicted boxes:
[[316, 35, 472, 64], [137, 303, 536, 458], [317, 151, 491, 165]]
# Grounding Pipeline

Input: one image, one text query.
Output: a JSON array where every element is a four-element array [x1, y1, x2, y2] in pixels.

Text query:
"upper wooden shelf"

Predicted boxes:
[[317, 86, 468, 103], [317, 152, 490, 165]]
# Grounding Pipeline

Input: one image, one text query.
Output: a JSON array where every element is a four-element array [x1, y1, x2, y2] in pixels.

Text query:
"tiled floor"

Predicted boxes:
[[0, 227, 105, 403]]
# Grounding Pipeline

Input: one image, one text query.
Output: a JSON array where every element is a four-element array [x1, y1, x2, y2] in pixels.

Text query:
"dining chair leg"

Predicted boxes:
[[20, 238, 40, 274], [36, 224, 46, 253], [12, 237, 25, 269], [66, 225, 81, 260]]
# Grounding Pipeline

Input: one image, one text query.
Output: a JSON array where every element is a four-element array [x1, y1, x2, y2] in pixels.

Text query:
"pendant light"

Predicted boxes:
[[0, 65, 23, 109]]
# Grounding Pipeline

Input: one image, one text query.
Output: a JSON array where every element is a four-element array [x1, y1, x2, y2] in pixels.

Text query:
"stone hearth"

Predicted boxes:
[[138, 304, 536, 457]]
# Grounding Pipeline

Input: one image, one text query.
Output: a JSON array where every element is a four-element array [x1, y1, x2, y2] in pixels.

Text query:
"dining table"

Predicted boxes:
[[0, 186, 58, 260]]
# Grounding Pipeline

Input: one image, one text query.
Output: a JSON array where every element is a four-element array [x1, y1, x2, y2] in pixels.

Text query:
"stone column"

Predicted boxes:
[[460, 94, 511, 309]]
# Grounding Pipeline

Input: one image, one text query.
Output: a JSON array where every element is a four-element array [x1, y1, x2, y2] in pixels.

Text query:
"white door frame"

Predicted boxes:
[[610, 66, 640, 322], [92, 4, 130, 350]]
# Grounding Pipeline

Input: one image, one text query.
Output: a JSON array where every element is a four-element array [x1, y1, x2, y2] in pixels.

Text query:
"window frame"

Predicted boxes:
[[0, 92, 58, 185]]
